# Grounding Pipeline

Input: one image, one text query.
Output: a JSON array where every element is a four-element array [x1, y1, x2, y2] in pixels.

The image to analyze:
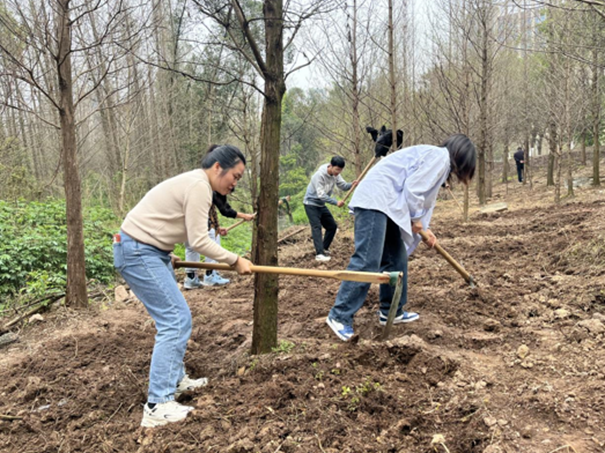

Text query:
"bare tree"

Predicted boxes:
[[193, 0, 338, 354], [0, 0, 136, 306]]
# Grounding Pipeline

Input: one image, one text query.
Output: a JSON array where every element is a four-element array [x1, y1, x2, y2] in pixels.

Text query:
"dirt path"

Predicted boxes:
[[1, 182, 605, 453]]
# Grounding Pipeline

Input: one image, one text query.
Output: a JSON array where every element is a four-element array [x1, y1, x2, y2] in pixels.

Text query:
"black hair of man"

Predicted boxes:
[[201, 144, 246, 170], [441, 134, 477, 185], [330, 156, 346, 169]]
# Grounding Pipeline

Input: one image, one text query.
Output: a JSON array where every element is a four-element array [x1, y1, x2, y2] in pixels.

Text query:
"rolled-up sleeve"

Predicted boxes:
[[403, 149, 449, 220]]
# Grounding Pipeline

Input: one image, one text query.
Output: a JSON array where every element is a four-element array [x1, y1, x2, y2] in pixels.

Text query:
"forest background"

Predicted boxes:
[[0, 0, 604, 324]]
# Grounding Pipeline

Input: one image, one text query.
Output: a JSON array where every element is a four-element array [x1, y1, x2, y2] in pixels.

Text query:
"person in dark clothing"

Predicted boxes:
[[514, 147, 525, 183], [303, 156, 358, 262]]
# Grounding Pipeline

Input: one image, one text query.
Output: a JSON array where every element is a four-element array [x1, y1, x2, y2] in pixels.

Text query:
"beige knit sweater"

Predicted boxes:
[[121, 170, 239, 265]]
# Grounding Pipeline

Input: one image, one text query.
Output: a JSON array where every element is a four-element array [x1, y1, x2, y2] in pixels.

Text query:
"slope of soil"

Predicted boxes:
[[1, 181, 605, 453]]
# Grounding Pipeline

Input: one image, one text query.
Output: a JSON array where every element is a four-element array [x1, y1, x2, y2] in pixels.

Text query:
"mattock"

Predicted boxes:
[[174, 261, 405, 340]]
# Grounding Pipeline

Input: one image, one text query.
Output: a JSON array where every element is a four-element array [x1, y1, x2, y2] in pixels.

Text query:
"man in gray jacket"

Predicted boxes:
[[303, 156, 357, 262]]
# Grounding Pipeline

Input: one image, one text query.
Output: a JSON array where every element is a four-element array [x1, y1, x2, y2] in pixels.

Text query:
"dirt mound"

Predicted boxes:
[[2, 185, 605, 452]]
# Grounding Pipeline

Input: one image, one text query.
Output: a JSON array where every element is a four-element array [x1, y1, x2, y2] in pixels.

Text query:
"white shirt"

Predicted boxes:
[[349, 145, 450, 254]]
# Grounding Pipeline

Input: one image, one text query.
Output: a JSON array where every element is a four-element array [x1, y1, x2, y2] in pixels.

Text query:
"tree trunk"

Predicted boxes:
[[581, 130, 587, 165], [555, 137, 562, 204], [537, 132, 543, 157], [57, 0, 88, 308], [565, 57, 573, 198], [547, 121, 556, 187], [592, 41, 601, 187], [523, 135, 531, 188], [476, 9, 489, 205], [388, 0, 397, 153], [502, 142, 509, 185], [346, 0, 362, 175], [463, 183, 469, 223], [251, 0, 286, 355]]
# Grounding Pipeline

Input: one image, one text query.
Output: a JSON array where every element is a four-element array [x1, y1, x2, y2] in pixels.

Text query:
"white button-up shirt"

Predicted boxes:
[[349, 145, 450, 254]]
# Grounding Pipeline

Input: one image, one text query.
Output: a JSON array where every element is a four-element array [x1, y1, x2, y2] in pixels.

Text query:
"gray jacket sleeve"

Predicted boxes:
[[336, 175, 352, 192]]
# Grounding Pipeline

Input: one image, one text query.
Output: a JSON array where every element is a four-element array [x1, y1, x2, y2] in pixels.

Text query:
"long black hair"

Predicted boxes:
[[201, 144, 246, 171], [441, 134, 476, 185]]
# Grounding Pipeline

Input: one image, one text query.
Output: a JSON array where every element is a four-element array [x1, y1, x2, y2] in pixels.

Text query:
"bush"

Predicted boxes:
[[0, 200, 119, 297]]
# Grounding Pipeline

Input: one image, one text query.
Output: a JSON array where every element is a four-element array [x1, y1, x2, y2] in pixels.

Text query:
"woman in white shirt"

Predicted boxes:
[[326, 134, 476, 341]]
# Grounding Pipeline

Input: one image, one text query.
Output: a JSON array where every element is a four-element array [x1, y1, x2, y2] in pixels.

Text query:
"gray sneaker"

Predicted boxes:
[[176, 374, 208, 397], [315, 254, 331, 262], [184, 275, 201, 290]]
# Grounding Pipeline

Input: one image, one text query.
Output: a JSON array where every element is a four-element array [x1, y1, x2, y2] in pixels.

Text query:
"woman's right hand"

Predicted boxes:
[[234, 257, 253, 275]]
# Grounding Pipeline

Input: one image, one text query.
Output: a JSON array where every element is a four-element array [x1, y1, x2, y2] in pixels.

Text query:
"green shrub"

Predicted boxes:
[[0, 200, 119, 297]]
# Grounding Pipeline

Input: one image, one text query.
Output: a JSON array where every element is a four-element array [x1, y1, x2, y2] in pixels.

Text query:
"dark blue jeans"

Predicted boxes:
[[516, 162, 524, 182], [304, 204, 337, 255], [328, 208, 408, 326]]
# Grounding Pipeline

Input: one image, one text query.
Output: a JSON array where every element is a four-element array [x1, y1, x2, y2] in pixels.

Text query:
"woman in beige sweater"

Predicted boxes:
[[114, 145, 252, 428]]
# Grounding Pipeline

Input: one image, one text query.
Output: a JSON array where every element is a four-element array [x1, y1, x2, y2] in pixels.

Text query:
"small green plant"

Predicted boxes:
[[356, 377, 382, 396], [272, 340, 295, 354], [247, 358, 259, 372], [340, 378, 382, 412]]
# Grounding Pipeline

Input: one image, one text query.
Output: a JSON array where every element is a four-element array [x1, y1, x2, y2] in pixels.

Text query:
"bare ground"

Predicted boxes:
[[1, 178, 605, 453]]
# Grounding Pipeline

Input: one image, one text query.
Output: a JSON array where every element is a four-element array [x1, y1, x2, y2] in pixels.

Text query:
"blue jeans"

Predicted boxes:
[[185, 228, 221, 274], [113, 231, 190, 403], [328, 208, 408, 326]]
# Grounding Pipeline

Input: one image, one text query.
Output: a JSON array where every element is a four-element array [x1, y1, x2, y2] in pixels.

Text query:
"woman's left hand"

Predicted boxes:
[[218, 227, 228, 236], [422, 229, 437, 248]]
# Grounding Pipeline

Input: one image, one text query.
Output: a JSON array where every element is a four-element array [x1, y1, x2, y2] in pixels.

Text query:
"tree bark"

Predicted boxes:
[[388, 0, 397, 153], [349, 0, 362, 175], [592, 39, 600, 187], [56, 0, 88, 308], [547, 121, 556, 187], [251, 0, 286, 355]]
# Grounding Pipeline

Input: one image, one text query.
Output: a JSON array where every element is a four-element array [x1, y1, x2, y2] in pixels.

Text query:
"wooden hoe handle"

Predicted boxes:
[[341, 156, 379, 204], [224, 212, 257, 232], [418, 230, 474, 285], [175, 261, 395, 285]]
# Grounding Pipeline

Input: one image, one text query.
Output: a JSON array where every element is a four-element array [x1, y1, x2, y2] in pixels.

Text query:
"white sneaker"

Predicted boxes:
[[175, 374, 208, 397], [140, 401, 193, 428], [315, 254, 331, 262]]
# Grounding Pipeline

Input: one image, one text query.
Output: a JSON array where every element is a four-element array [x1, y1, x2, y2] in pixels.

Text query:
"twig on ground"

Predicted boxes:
[[278, 227, 306, 244], [104, 402, 124, 427], [0, 414, 23, 421], [315, 434, 327, 453], [0, 292, 64, 315], [547, 445, 578, 453]]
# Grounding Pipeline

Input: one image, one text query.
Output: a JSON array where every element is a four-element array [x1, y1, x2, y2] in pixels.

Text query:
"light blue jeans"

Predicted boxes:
[[185, 228, 220, 273], [113, 231, 190, 403], [328, 208, 408, 326]]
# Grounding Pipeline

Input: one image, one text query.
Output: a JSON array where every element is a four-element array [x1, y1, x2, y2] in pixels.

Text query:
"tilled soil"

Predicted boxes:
[[1, 183, 605, 453]]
